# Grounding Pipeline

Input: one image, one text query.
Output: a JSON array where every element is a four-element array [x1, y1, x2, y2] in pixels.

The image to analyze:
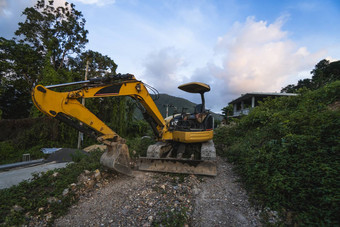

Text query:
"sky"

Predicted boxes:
[[1, 0, 340, 113]]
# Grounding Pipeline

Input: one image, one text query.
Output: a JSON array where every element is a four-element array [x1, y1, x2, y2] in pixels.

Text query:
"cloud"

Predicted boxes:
[[211, 16, 324, 96], [72, 0, 115, 6], [53, 0, 69, 8], [0, 0, 10, 17], [142, 47, 187, 94], [0, 0, 36, 38], [137, 15, 325, 113], [182, 16, 326, 112]]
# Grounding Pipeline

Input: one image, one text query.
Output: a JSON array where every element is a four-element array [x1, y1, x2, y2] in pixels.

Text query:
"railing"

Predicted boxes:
[[233, 108, 250, 117]]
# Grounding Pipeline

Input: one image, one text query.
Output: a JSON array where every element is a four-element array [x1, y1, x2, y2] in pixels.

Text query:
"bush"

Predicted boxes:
[[0, 149, 103, 226], [215, 81, 340, 225], [126, 136, 155, 158], [0, 141, 16, 164], [0, 117, 97, 165]]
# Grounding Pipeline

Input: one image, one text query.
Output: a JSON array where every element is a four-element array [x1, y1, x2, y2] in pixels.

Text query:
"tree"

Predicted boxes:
[[0, 0, 89, 118], [0, 37, 43, 90], [0, 37, 44, 118], [15, 0, 88, 72], [221, 104, 233, 119], [0, 79, 32, 119], [68, 50, 136, 137], [68, 50, 118, 80], [281, 59, 340, 93], [311, 59, 340, 88]]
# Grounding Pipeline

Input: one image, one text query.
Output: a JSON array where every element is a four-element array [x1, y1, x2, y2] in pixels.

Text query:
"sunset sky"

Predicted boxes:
[[1, 0, 339, 112]]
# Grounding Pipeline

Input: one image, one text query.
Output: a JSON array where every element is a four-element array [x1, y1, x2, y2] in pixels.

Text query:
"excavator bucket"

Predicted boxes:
[[100, 143, 132, 176]]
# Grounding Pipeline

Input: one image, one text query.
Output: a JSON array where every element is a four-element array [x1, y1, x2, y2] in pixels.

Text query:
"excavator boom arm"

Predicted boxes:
[[32, 74, 216, 176], [32, 76, 167, 142]]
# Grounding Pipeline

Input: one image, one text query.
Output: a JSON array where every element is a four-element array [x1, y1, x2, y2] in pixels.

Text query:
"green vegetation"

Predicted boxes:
[[153, 206, 189, 227], [0, 0, 154, 165], [215, 81, 340, 225], [0, 149, 104, 226], [281, 59, 340, 93], [0, 0, 121, 121], [126, 136, 155, 158], [1, 1, 339, 226], [0, 117, 93, 165]]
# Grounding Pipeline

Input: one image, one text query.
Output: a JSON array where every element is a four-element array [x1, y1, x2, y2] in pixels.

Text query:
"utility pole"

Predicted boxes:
[[163, 104, 174, 117], [77, 60, 89, 149]]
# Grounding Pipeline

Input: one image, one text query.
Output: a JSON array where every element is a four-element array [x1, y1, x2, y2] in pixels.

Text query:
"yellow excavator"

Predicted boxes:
[[32, 73, 216, 176]]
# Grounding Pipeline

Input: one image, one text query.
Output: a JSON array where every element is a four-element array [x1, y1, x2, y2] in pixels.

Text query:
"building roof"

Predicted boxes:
[[228, 92, 297, 104]]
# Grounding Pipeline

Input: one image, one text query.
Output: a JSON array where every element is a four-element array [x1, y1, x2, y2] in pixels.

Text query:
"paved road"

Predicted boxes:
[[0, 162, 69, 189]]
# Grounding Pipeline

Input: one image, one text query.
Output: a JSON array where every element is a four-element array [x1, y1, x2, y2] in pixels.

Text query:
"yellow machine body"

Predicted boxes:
[[32, 74, 216, 176]]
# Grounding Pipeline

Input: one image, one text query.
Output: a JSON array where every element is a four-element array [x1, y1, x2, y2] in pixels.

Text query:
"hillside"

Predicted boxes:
[[214, 81, 340, 225], [134, 93, 223, 121]]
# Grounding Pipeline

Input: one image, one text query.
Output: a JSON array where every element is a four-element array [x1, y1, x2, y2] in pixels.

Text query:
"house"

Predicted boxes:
[[228, 92, 297, 117]]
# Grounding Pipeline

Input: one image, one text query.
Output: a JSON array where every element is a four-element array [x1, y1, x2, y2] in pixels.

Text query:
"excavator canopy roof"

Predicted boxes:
[[178, 82, 210, 94]]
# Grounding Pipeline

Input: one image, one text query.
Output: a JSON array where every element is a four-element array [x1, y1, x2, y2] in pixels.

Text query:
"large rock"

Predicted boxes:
[[83, 145, 107, 152]]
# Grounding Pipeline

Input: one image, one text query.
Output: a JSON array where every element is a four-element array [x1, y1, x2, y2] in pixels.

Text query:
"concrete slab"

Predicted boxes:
[[0, 162, 70, 190]]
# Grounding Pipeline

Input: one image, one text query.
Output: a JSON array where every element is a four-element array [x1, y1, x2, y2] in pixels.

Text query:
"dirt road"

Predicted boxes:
[[55, 157, 261, 226], [192, 157, 260, 226]]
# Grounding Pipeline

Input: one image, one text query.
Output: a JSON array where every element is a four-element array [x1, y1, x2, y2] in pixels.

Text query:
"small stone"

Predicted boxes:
[[45, 212, 53, 221], [38, 207, 44, 212], [25, 212, 30, 218], [47, 197, 58, 203], [102, 172, 108, 178], [52, 172, 59, 177], [109, 219, 113, 223], [87, 179, 95, 188], [160, 185, 166, 190], [84, 170, 91, 175], [178, 196, 185, 201], [62, 188, 69, 196], [148, 216, 153, 222], [193, 187, 200, 195], [94, 169, 101, 181], [12, 205, 24, 212], [70, 183, 77, 190]]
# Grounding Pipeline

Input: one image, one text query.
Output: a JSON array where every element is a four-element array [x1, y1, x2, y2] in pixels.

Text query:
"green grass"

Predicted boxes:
[[0, 149, 103, 226]]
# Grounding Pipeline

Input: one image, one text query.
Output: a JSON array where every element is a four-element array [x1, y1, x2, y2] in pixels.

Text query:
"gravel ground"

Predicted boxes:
[[192, 157, 261, 226], [55, 157, 261, 226]]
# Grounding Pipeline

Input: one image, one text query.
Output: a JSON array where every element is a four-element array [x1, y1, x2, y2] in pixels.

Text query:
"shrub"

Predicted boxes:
[[215, 81, 340, 225], [126, 136, 155, 158]]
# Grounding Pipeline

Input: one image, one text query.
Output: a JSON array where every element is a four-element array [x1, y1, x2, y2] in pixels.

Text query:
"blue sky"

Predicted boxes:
[[1, 0, 340, 112]]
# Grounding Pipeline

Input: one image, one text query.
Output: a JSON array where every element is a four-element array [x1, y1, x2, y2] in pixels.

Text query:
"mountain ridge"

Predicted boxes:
[[133, 93, 223, 121]]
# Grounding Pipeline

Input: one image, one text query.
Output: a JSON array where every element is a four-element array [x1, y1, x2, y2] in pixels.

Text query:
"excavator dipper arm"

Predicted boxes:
[[32, 74, 169, 175], [32, 74, 217, 176]]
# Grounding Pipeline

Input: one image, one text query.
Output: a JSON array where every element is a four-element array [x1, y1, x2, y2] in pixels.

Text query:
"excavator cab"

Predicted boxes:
[[139, 82, 216, 176], [173, 82, 214, 132]]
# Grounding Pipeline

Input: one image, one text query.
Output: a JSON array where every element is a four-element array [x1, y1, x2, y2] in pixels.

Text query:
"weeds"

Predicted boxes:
[[126, 136, 154, 158], [0, 149, 103, 226], [153, 206, 189, 227]]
